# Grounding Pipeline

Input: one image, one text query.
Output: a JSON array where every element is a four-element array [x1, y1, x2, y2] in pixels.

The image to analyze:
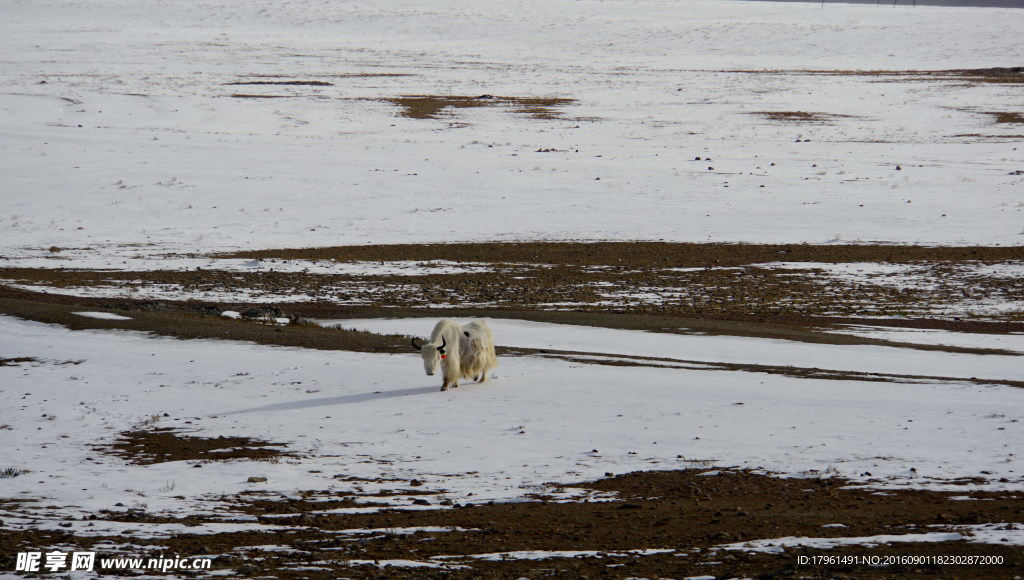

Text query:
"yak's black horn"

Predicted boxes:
[[411, 337, 422, 350]]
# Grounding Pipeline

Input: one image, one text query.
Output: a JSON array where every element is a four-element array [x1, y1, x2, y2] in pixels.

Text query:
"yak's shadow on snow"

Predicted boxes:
[[216, 385, 438, 416]]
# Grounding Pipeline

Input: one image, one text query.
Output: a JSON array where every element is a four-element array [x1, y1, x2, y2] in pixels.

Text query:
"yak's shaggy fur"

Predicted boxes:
[[414, 319, 497, 391]]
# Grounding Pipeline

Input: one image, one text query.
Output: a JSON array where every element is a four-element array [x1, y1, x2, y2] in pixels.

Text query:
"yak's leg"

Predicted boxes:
[[442, 360, 459, 391]]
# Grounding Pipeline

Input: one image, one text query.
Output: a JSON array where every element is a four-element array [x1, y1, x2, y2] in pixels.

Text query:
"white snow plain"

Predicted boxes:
[[2, 0, 1024, 559], [2, 0, 1024, 263], [1, 313, 1022, 540]]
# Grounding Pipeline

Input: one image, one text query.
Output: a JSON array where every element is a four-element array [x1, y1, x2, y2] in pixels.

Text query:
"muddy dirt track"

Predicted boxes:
[[2, 241, 1023, 578]]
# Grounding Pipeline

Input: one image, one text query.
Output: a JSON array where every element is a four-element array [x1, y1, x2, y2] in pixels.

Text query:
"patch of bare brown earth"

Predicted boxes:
[[103, 428, 296, 465]]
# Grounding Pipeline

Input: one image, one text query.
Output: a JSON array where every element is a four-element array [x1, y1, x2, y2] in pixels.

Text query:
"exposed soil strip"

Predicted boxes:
[[754, 111, 857, 124], [2, 285, 1021, 361], [224, 80, 334, 86], [0, 356, 37, 367], [217, 241, 1024, 267], [9, 261, 1020, 322], [382, 95, 578, 120], [229, 94, 296, 99], [723, 67, 1024, 84], [990, 111, 1024, 124], [240, 73, 415, 79], [5, 242, 1023, 330]]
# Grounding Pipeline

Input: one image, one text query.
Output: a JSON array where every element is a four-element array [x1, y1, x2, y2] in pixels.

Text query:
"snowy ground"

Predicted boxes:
[[1, 314, 1022, 536], [2, 0, 1024, 263], [2, 0, 1024, 573]]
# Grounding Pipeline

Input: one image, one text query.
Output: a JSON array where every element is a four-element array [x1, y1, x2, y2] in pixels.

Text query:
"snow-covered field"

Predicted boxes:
[[2, 0, 1024, 570], [2, 314, 1022, 535], [2, 0, 1023, 262]]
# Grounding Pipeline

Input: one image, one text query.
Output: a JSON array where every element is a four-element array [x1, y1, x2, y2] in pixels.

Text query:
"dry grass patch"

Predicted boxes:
[[225, 80, 333, 86], [755, 111, 855, 124], [723, 68, 1024, 85], [383, 94, 577, 120], [228, 94, 295, 99], [954, 67, 1024, 84], [989, 111, 1024, 124]]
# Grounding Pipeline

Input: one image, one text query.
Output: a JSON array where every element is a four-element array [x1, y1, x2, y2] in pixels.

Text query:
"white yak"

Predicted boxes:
[[412, 319, 497, 391]]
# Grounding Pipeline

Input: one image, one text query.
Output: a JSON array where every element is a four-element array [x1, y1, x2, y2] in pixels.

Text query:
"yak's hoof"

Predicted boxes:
[[440, 386, 448, 392]]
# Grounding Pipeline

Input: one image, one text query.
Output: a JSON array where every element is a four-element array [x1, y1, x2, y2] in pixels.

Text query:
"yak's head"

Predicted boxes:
[[411, 336, 447, 376]]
